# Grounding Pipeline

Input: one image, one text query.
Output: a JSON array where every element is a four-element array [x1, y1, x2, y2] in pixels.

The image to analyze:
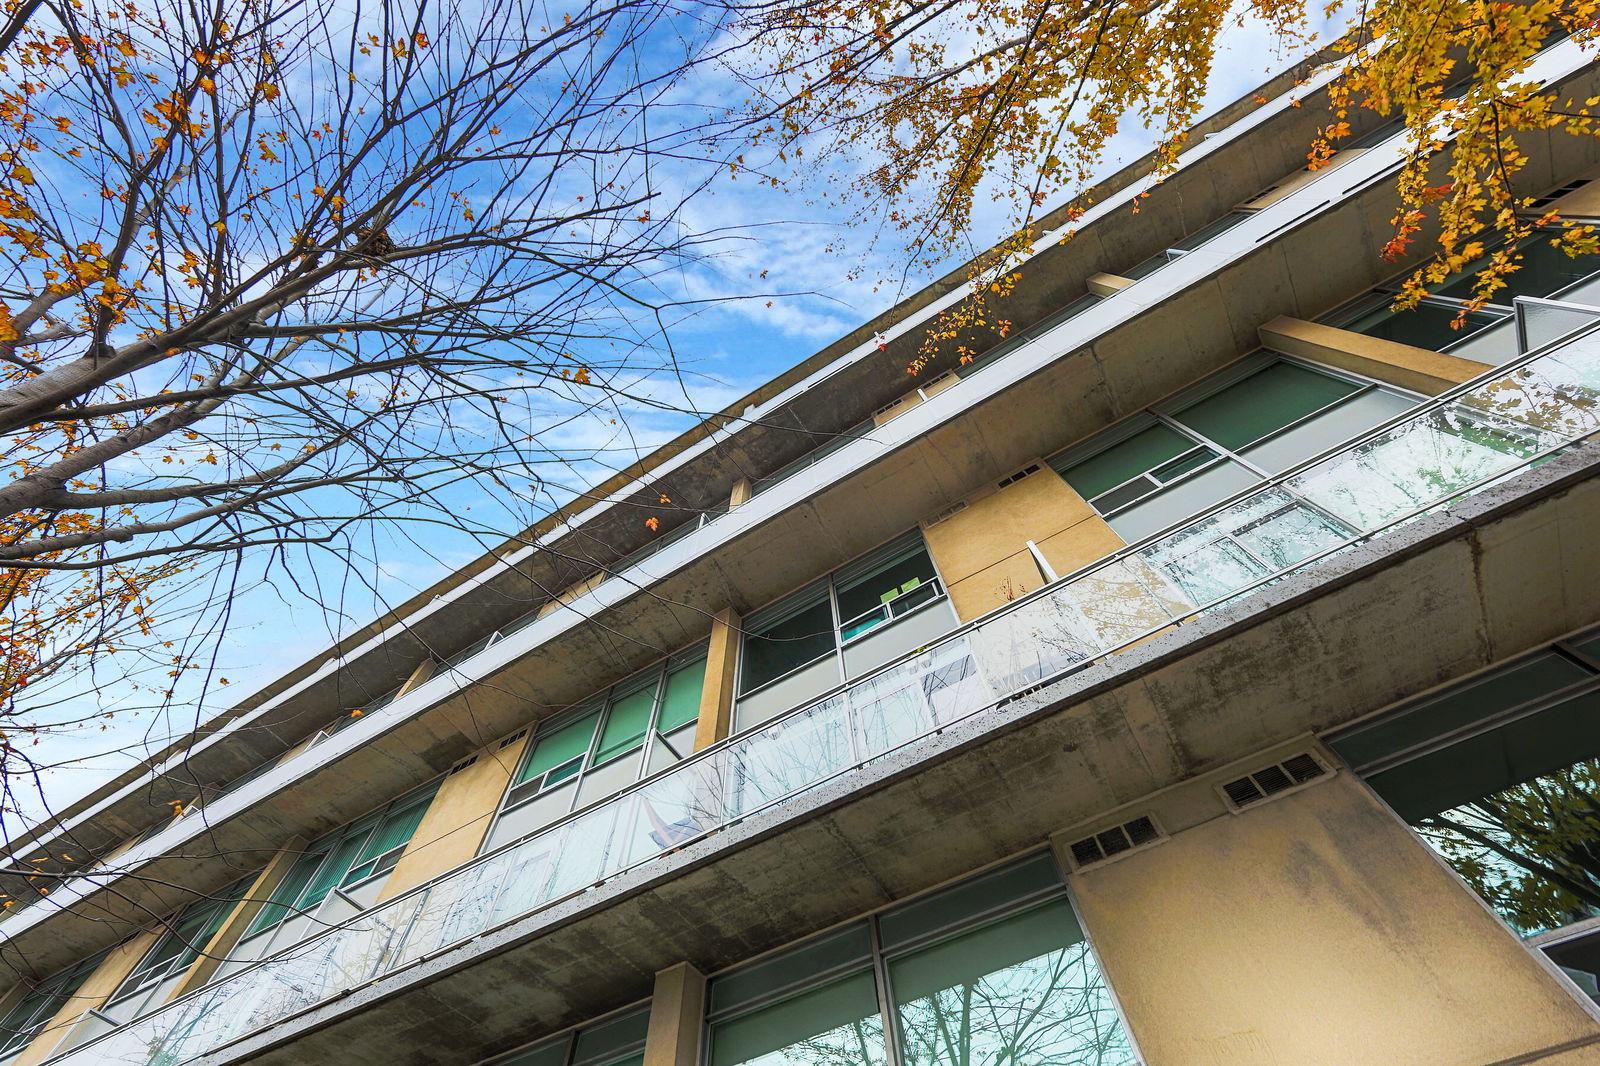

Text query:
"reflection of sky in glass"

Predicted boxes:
[[891, 904, 1134, 1066]]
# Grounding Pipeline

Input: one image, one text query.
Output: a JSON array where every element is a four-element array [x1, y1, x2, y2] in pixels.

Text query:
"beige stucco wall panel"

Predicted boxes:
[[379, 734, 532, 902], [1071, 774, 1600, 1066], [944, 551, 1048, 620], [1035, 517, 1127, 579], [694, 608, 741, 751], [923, 469, 1094, 582]]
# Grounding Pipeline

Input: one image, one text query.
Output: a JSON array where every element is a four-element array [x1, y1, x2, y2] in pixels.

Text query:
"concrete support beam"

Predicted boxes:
[[1260, 314, 1491, 395], [694, 608, 741, 752], [13, 931, 159, 1066], [642, 963, 705, 1066], [1067, 772, 1600, 1066], [377, 736, 532, 902], [1087, 273, 1134, 297], [170, 837, 308, 997]]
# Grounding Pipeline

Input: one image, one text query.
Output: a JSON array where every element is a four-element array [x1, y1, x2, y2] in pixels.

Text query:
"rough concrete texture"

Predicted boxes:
[[169, 441, 1600, 1066], [1073, 771, 1600, 1066]]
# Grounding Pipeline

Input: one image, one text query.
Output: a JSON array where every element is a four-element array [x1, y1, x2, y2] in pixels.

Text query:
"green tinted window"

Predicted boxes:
[[741, 593, 836, 693], [1331, 652, 1591, 772], [300, 832, 368, 909], [889, 900, 1132, 1066], [1174, 362, 1359, 450], [519, 711, 600, 785], [658, 658, 707, 732], [247, 846, 328, 934], [1056, 422, 1192, 500], [709, 971, 886, 1066], [595, 683, 656, 764], [835, 548, 937, 626]]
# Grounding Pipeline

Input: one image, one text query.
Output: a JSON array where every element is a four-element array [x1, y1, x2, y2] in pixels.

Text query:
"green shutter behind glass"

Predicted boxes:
[[298, 832, 369, 910], [246, 846, 328, 935], [595, 684, 657, 764], [518, 711, 600, 785], [1057, 422, 1192, 500], [348, 791, 435, 879], [658, 658, 707, 732], [1173, 362, 1358, 451]]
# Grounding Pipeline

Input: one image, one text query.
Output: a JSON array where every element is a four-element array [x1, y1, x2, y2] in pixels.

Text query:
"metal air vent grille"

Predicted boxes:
[[996, 464, 1042, 489], [1066, 815, 1162, 870], [1221, 753, 1327, 809]]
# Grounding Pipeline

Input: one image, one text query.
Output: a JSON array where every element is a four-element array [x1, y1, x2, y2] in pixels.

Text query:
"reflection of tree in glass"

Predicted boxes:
[[895, 941, 1133, 1066], [1416, 760, 1600, 934]]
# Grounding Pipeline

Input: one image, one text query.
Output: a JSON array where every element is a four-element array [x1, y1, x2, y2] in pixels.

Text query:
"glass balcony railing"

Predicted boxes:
[[44, 308, 1600, 1066]]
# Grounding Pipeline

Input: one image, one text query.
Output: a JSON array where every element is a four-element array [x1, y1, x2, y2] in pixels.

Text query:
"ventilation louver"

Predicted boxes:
[[925, 500, 969, 527], [1220, 753, 1326, 809], [1529, 179, 1590, 211], [498, 729, 528, 750], [1066, 815, 1162, 870], [447, 754, 480, 776], [996, 464, 1041, 489]]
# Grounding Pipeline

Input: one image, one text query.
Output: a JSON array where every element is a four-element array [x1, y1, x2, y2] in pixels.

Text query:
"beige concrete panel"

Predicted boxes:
[[1086, 272, 1134, 297], [918, 369, 961, 398], [946, 551, 1048, 620], [1237, 150, 1370, 211], [1035, 517, 1127, 580], [642, 963, 705, 1066], [378, 737, 530, 902], [694, 608, 741, 751], [872, 392, 922, 427], [923, 468, 1098, 586], [1261, 314, 1490, 394], [1069, 774, 1600, 1066], [13, 930, 160, 1066], [171, 836, 309, 995], [1547, 165, 1600, 220], [728, 479, 752, 509]]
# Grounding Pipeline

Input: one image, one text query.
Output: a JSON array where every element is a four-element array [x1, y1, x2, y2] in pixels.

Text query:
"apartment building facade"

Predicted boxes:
[[5, 35, 1600, 1066]]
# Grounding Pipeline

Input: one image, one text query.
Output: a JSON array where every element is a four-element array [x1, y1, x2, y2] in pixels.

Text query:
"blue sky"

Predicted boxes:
[[16, 12, 1342, 829]]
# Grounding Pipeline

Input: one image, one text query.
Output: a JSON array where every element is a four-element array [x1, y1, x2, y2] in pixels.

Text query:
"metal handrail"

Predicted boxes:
[[47, 302, 1600, 1066]]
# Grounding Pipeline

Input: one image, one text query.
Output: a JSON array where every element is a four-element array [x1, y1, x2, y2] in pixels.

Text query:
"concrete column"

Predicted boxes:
[[12, 930, 160, 1066], [643, 963, 706, 1066], [923, 468, 1124, 620], [1260, 314, 1491, 395], [1087, 272, 1134, 297], [1067, 772, 1600, 1066], [693, 608, 741, 751], [376, 733, 533, 901], [168, 836, 308, 997]]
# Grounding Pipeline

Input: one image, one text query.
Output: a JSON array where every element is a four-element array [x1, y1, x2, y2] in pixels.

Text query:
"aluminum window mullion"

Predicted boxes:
[[568, 693, 612, 815], [1148, 410, 1271, 480], [868, 916, 906, 1066]]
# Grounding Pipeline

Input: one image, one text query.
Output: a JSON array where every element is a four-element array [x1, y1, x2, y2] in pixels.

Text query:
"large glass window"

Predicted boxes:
[[1051, 357, 1414, 545], [735, 532, 957, 732], [1326, 228, 1600, 363], [483, 648, 708, 853], [486, 1005, 649, 1066], [202, 782, 438, 984], [61, 875, 256, 1047], [706, 854, 1135, 1066], [1329, 629, 1600, 1001], [0, 952, 106, 1062]]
